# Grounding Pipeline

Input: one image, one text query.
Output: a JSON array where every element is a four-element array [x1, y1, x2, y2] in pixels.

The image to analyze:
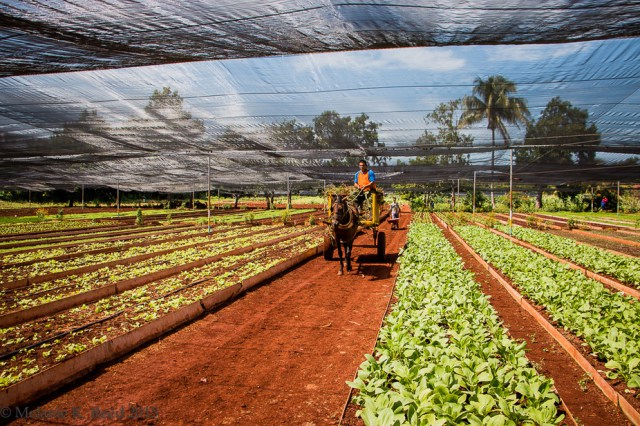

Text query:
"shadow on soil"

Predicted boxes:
[[354, 252, 399, 281]]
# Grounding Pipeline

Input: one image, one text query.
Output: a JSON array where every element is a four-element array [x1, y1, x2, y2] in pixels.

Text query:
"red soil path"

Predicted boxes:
[[12, 213, 410, 425]]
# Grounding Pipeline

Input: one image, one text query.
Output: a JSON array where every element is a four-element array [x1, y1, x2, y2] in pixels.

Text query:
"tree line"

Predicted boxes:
[[45, 80, 602, 170]]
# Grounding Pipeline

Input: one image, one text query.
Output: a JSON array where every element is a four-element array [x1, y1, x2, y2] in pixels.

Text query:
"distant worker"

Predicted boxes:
[[354, 159, 376, 214], [389, 197, 400, 220], [601, 196, 608, 211]]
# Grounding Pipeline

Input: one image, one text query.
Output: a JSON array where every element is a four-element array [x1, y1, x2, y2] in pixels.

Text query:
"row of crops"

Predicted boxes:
[[348, 217, 564, 425], [0, 209, 323, 395], [463, 213, 640, 289], [349, 212, 639, 424]]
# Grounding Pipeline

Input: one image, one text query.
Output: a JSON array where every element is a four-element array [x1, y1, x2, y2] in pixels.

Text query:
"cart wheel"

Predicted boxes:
[[376, 231, 386, 260], [323, 235, 334, 260]]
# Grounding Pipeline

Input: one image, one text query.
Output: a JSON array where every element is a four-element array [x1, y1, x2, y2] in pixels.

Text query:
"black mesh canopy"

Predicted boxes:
[[1, 1, 639, 192], [3, 0, 640, 77]]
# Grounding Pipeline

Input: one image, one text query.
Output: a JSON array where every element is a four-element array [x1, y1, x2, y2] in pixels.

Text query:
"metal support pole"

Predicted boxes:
[[323, 179, 326, 211], [617, 181, 620, 215], [116, 180, 120, 217], [81, 184, 85, 209], [192, 183, 195, 211], [509, 148, 513, 235], [28, 189, 31, 208], [286, 173, 291, 209], [451, 180, 455, 212], [591, 187, 594, 213], [457, 178, 460, 213], [207, 156, 211, 233], [473, 172, 477, 216]]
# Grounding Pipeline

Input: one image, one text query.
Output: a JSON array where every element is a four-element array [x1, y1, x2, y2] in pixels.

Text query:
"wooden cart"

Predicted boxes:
[[323, 190, 386, 261]]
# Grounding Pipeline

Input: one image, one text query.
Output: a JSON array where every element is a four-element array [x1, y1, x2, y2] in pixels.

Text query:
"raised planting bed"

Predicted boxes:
[[0, 226, 320, 326], [452, 224, 640, 392], [0, 232, 323, 407], [0, 225, 247, 266], [0, 220, 123, 238], [346, 220, 566, 425], [0, 222, 193, 250], [492, 223, 640, 290], [0, 224, 282, 284]]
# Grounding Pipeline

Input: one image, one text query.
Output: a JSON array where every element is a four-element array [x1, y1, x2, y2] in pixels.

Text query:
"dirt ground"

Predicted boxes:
[[10, 213, 410, 425], [548, 229, 640, 257]]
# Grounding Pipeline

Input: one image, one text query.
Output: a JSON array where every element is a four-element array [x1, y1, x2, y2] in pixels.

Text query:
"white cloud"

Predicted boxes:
[[487, 42, 594, 62], [294, 47, 465, 72]]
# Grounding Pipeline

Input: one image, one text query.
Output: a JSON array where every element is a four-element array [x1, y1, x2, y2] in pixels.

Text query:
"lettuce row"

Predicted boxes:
[[456, 225, 640, 389], [495, 223, 640, 287], [348, 223, 563, 425]]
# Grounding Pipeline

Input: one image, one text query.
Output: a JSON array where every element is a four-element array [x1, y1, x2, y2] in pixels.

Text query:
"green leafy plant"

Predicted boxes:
[[526, 215, 540, 228], [578, 373, 591, 392], [348, 223, 564, 425], [455, 224, 640, 389], [35, 208, 48, 221], [495, 223, 640, 287], [136, 208, 143, 226], [280, 209, 292, 225]]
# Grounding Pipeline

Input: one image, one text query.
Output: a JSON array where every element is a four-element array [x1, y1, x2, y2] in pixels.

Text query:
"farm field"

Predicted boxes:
[[534, 211, 640, 227], [0, 207, 326, 409], [342, 213, 637, 426], [486, 212, 640, 257], [2, 206, 640, 425], [3, 206, 411, 424]]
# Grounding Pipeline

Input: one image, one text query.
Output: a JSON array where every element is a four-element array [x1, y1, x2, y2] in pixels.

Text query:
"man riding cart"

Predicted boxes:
[[353, 159, 376, 218]]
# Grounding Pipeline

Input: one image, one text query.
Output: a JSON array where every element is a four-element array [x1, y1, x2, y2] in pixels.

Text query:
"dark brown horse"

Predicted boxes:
[[329, 194, 359, 275]]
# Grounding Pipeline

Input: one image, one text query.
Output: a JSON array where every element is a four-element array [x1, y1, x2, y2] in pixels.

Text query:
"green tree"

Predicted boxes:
[[312, 111, 385, 165], [46, 109, 107, 155], [516, 97, 601, 166], [269, 119, 315, 149], [459, 75, 530, 205], [313, 111, 355, 149], [411, 100, 474, 165], [129, 86, 205, 144]]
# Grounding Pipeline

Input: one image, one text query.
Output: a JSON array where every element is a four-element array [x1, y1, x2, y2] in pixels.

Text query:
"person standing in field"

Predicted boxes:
[[601, 196, 608, 211], [389, 197, 400, 220]]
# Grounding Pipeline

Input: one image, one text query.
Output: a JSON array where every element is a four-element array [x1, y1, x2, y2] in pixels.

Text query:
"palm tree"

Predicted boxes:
[[459, 75, 530, 206]]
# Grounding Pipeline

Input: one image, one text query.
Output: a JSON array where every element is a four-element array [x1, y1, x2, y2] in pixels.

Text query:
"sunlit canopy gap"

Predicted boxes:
[[1, 2, 640, 192]]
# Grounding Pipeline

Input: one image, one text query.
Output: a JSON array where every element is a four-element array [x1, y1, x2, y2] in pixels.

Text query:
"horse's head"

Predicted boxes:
[[330, 194, 347, 227]]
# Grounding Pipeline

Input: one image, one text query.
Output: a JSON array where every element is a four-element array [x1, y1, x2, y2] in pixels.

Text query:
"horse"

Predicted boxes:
[[328, 194, 359, 275]]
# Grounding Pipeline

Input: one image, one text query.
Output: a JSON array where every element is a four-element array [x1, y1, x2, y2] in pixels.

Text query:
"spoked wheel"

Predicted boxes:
[[323, 235, 334, 260], [376, 231, 386, 261]]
